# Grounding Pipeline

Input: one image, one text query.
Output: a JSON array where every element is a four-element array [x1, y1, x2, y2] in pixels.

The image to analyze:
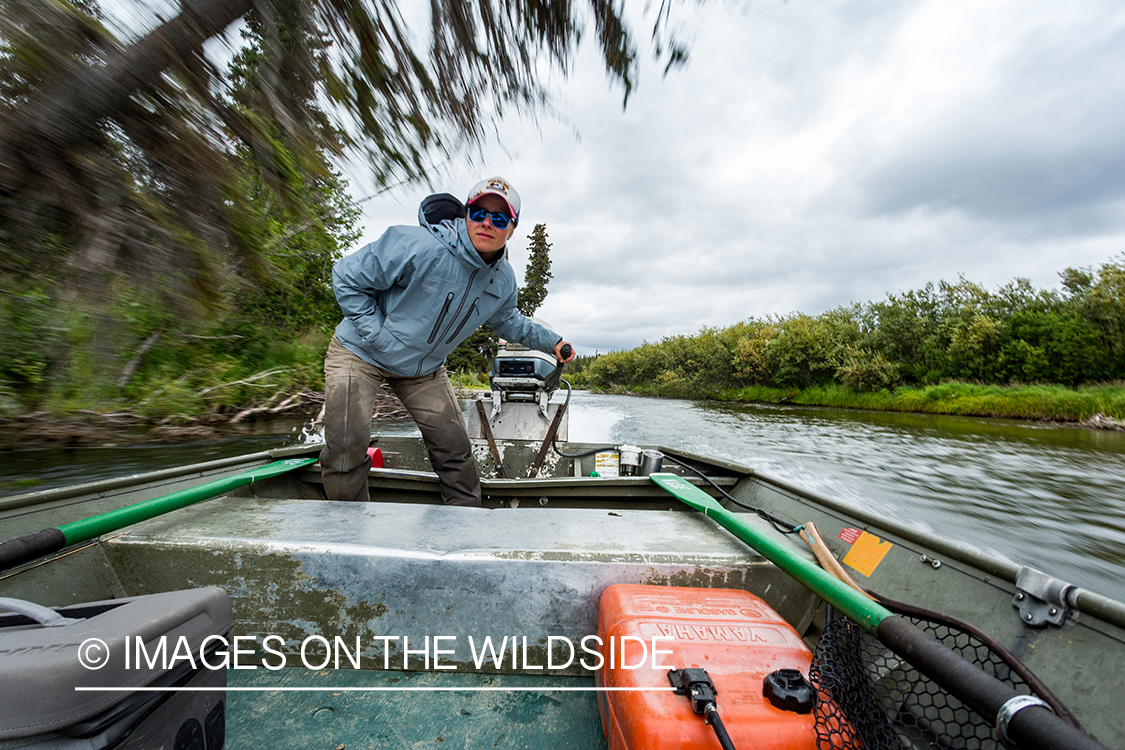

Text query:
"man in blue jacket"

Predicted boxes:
[[321, 176, 574, 505]]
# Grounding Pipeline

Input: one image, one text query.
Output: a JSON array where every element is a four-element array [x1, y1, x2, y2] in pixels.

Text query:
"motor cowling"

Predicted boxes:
[[489, 340, 561, 420]]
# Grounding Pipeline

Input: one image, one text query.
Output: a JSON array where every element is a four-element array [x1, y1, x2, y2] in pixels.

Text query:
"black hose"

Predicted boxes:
[[661, 454, 799, 535], [704, 705, 737, 750]]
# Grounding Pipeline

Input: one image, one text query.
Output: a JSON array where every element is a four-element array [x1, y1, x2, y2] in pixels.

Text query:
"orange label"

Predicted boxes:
[[841, 531, 892, 577]]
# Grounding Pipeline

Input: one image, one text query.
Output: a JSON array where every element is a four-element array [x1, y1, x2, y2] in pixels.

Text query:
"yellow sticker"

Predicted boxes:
[[842, 531, 893, 578]]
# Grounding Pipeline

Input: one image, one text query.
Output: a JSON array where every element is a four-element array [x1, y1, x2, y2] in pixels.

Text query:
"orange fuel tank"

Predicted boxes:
[[596, 584, 818, 750]]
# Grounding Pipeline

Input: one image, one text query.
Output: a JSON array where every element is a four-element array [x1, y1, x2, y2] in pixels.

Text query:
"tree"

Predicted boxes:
[[219, 12, 361, 336], [0, 3, 362, 411], [0, 0, 689, 305], [1068, 256, 1125, 376], [517, 224, 553, 317]]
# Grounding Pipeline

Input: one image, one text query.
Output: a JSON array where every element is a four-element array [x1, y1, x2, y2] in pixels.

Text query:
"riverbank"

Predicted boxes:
[[589, 380, 1125, 429], [721, 381, 1125, 427], [7, 377, 1124, 450], [0, 402, 324, 449], [0, 375, 493, 449]]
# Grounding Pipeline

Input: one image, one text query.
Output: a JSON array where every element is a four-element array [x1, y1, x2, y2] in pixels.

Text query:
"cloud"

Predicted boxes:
[[832, 3, 1125, 228], [348, 0, 1125, 355]]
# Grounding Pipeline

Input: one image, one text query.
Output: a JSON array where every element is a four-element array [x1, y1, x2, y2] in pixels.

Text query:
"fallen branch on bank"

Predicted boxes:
[[1081, 413, 1125, 431], [230, 393, 307, 423], [116, 331, 163, 392], [197, 368, 292, 396]]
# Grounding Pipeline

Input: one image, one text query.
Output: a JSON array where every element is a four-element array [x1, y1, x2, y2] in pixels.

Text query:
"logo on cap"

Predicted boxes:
[[484, 179, 512, 195]]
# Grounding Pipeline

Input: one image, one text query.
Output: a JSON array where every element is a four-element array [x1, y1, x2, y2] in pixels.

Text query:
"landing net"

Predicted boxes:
[[809, 615, 1035, 750]]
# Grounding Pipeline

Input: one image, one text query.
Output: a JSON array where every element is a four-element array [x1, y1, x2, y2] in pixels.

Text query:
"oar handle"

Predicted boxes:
[[0, 528, 66, 571], [878, 617, 1109, 750], [800, 522, 875, 600]]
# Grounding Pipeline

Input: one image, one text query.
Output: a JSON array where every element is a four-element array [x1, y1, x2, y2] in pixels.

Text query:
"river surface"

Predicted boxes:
[[3, 392, 1124, 603]]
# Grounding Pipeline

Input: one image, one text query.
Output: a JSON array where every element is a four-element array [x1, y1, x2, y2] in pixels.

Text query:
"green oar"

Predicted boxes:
[[0, 457, 317, 572], [650, 472, 1108, 750], [651, 472, 890, 631]]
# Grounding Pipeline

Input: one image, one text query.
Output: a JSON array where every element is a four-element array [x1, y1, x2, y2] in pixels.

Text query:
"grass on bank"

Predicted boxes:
[[713, 381, 1125, 423], [449, 370, 490, 391]]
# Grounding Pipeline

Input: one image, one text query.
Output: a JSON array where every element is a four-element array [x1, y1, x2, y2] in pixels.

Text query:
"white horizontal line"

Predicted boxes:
[[76, 686, 677, 693]]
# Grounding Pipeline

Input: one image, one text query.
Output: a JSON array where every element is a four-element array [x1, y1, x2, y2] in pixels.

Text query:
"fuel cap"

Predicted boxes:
[[763, 668, 815, 714]]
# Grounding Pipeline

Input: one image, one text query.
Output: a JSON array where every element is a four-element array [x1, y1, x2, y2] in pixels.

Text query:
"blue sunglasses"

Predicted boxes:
[[467, 206, 513, 230]]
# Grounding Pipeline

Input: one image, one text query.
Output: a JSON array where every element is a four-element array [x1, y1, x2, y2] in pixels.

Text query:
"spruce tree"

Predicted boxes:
[[518, 224, 553, 317], [0, 0, 675, 292]]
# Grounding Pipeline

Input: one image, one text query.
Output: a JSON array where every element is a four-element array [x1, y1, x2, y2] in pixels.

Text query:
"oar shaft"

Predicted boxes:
[[0, 457, 317, 572], [57, 457, 315, 544], [649, 473, 892, 632], [710, 502, 891, 630]]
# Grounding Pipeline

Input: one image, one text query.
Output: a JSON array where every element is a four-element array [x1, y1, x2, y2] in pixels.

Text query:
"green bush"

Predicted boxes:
[[0, 282, 56, 409], [450, 370, 489, 390], [948, 314, 1003, 381], [134, 378, 206, 422], [729, 320, 779, 383], [836, 348, 900, 391], [762, 310, 861, 388]]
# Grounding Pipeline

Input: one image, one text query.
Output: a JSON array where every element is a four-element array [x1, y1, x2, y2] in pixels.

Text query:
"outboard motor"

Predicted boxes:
[[475, 337, 572, 479], [489, 338, 565, 421]]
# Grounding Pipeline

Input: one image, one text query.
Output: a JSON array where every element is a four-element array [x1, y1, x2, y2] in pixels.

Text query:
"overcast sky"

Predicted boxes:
[[344, 0, 1125, 355]]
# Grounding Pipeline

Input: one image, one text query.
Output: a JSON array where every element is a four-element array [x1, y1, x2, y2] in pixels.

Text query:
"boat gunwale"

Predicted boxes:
[[660, 446, 1125, 630], [0, 451, 284, 513]]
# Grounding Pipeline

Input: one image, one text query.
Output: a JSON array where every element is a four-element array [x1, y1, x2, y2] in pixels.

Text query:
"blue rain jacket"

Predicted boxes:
[[331, 208, 561, 378]]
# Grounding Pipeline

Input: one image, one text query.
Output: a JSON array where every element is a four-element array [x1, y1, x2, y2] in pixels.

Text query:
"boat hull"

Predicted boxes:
[[1, 435, 1122, 748]]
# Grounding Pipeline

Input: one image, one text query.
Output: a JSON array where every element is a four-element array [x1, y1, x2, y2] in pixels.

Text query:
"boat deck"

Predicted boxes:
[[226, 669, 605, 749], [93, 496, 822, 674]]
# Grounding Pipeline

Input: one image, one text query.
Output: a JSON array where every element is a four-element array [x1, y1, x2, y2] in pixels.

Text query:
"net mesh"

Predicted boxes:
[[809, 616, 1034, 750]]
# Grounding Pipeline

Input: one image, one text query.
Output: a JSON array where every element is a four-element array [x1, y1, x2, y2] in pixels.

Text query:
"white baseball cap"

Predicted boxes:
[[466, 176, 520, 223]]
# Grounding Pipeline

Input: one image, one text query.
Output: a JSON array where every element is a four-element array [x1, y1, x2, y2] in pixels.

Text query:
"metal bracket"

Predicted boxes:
[[996, 694, 1051, 747], [538, 389, 550, 420], [490, 389, 503, 420], [1012, 566, 1074, 628], [490, 387, 551, 421]]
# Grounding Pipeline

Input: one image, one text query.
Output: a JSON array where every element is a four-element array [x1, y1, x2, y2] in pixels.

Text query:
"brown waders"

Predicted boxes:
[[319, 336, 481, 505]]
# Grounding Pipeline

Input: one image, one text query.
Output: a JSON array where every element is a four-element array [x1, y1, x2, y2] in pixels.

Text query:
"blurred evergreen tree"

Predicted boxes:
[[0, 5, 359, 411], [0, 0, 674, 303]]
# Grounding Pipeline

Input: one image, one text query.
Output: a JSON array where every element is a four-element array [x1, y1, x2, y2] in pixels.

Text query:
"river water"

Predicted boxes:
[[3, 391, 1124, 603]]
